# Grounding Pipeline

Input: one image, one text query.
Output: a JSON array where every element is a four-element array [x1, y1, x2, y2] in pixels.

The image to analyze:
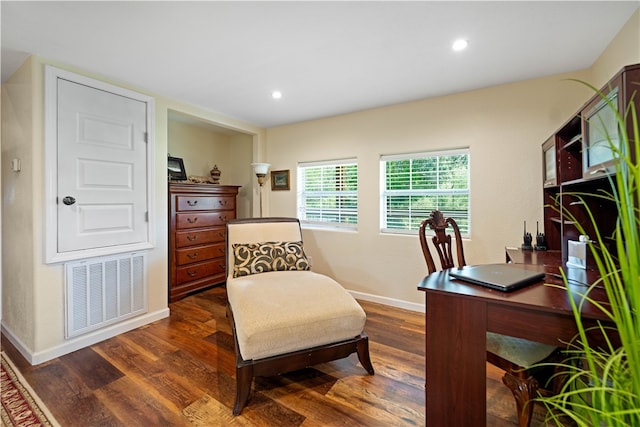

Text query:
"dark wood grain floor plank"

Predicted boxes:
[[60, 346, 124, 390], [93, 376, 190, 427], [22, 360, 121, 427], [1, 285, 559, 426]]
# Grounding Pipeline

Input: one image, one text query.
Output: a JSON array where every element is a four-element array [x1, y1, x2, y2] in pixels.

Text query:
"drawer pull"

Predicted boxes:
[[217, 232, 224, 238], [187, 217, 198, 224], [219, 215, 227, 222], [187, 252, 199, 259], [186, 235, 198, 241], [187, 200, 198, 206], [219, 200, 228, 207], [217, 248, 225, 254], [187, 270, 198, 277]]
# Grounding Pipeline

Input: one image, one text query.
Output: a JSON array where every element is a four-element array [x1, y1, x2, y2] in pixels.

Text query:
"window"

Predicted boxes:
[[381, 149, 470, 234], [297, 159, 358, 229]]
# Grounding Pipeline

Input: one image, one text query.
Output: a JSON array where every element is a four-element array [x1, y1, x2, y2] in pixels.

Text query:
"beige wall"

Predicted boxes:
[[264, 9, 640, 308], [590, 9, 640, 88], [1, 58, 36, 347], [167, 119, 255, 218], [168, 121, 231, 180], [265, 73, 589, 306], [1, 8, 637, 362], [229, 134, 255, 219], [1, 56, 264, 363]]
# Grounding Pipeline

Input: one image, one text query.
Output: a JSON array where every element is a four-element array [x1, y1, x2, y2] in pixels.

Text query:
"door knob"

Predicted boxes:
[[62, 196, 76, 205]]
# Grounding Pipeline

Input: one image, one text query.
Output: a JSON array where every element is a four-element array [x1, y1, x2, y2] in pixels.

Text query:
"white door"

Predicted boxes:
[[56, 78, 148, 252]]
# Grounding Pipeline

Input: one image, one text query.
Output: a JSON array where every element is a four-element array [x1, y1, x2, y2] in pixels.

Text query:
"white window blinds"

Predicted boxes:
[[380, 149, 470, 234], [297, 159, 358, 228]]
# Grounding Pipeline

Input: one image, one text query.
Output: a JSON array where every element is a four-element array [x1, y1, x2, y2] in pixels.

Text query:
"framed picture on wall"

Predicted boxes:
[[271, 169, 290, 191], [168, 156, 187, 181]]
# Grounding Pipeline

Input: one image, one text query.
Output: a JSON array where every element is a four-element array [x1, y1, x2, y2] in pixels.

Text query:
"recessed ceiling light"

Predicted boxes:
[[272, 90, 282, 99], [452, 39, 468, 51]]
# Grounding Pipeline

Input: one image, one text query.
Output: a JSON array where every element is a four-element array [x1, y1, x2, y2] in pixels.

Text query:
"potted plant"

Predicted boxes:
[[537, 81, 640, 426]]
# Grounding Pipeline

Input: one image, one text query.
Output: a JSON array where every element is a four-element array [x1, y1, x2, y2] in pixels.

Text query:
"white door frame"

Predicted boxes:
[[44, 66, 156, 263]]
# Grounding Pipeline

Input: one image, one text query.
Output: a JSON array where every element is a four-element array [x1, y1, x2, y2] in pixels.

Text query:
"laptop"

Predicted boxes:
[[449, 264, 545, 292]]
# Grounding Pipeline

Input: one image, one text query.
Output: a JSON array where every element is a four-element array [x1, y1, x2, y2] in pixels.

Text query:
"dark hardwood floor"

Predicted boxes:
[[2, 286, 554, 426]]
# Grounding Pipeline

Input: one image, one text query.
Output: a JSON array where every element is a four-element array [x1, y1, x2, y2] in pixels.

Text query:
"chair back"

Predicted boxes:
[[226, 217, 304, 281], [419, 210, 466, 274]]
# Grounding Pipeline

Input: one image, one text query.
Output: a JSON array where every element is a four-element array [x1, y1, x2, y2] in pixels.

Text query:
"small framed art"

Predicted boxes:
[[271, 169, 290, 191], [168, 156, 187, 181]]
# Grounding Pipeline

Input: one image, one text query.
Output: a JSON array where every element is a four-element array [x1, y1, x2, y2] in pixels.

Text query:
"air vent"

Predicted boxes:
[[65, 252, 147, 338]]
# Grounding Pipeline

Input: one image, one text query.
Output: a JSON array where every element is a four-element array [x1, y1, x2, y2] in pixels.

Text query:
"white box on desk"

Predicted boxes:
[[566, 240, 587, 269]]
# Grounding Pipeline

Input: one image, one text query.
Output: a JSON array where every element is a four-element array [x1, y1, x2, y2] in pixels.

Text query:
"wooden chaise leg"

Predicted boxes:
[[502, 371, 538, 427], [356, 335, 375, 375], [233, 364, 254, 415]]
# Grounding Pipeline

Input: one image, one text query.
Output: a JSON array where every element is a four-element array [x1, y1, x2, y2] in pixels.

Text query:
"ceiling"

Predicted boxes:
[[2, 1, 639, 128]]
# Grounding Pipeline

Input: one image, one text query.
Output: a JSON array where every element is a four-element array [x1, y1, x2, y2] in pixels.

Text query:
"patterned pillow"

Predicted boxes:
[[232, 241, 311, 278]]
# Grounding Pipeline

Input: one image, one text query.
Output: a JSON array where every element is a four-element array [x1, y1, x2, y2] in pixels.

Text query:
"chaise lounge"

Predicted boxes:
[[225, 217, 374, 415]]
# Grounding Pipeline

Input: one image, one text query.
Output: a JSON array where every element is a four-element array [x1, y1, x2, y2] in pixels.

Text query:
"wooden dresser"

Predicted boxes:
[[168, 183, 240, 302]]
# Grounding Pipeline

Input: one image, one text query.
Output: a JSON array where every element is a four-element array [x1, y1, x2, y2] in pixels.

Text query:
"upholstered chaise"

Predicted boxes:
[[225, 217, 374, 415]]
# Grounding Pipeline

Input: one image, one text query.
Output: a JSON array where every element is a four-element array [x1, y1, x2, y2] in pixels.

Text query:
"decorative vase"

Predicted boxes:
[[210, 165, 221, 184]]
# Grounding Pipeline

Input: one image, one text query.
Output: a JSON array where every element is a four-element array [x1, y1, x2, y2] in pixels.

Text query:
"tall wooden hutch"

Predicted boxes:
[[542, 64, 640, 266]]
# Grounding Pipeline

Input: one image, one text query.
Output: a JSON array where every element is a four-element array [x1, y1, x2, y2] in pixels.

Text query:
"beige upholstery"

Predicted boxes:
[[227, 270, 366, 360], [225, 217, 374, 415], [486, 332, 557, 368], [226, 218, 366, 360]]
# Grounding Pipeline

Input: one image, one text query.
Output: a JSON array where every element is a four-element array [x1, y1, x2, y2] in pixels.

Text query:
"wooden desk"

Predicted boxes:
[[417, 249, 610, 426]]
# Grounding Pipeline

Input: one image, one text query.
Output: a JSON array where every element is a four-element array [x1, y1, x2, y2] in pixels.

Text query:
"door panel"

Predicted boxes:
[[77, 159, 133, 189], [57, 78, 148, 252], [79, 204, 134, 233]]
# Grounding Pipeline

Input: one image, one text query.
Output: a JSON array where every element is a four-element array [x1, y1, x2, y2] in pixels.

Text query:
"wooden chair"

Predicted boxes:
[[419, 210, 562, 427]]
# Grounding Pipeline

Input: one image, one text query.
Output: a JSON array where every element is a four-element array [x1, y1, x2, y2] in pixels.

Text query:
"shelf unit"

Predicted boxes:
[[542, 64, 639, 266]]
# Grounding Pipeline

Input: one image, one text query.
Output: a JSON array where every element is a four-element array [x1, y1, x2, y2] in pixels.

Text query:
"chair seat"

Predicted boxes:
[[487, 332, 557, 368], [227, 270, 366, 361]]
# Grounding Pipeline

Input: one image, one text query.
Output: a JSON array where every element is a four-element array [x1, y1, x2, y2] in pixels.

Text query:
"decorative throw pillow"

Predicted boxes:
[[232, 241, 311, 277]]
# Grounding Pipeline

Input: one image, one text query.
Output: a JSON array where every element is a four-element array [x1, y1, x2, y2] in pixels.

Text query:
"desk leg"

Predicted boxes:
[[426, 292, 487, 427]]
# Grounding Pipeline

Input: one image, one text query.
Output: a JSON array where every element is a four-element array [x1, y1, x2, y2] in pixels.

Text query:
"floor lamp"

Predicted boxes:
[[251, 163, 270, 217]]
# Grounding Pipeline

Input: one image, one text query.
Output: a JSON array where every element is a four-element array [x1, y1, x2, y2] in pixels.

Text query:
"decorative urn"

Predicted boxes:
[[210, 165, 221, 184]]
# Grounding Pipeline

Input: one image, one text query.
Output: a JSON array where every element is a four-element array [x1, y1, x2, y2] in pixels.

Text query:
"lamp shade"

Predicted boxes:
[[251, 163, 271, 175]]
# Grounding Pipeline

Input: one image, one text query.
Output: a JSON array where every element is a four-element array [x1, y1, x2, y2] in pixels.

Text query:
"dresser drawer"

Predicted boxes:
[[175, 243, 226, 266], [176, 195, 236, 212], [176, 259, 226, 284], [175, 227, 225, 248], [169, 184, 239, 302], [176, 211, 235, 229]]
